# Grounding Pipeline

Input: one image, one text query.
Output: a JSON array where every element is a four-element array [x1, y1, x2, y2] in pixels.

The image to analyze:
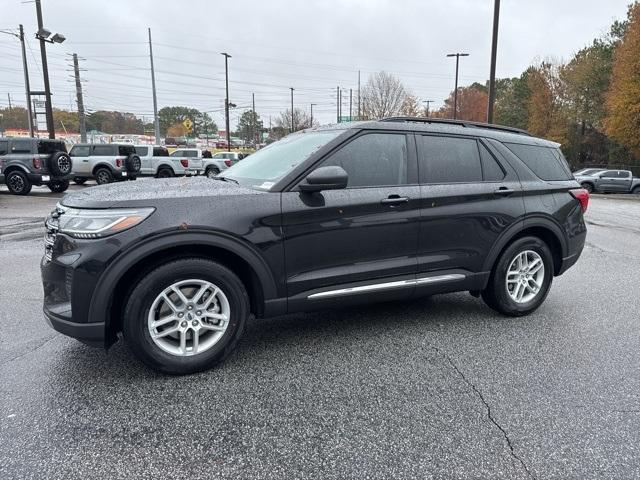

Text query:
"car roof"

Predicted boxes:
[[307, 117, 560, 148]]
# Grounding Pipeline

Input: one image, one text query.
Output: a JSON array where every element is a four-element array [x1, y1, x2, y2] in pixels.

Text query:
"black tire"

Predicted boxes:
[[47, 179, 69, 193], [73, 177, 87, 185], [156, 168, 174, 178], [206, 166, 220, 178], [6, 171, 32, 195], [48, 151, 73, 176], [632, 186, 640, 195], [123, 258, 249, 375], [581, 182, 594, 193], [481, 236, 554, 316], [95, 167, 114, 185], [125, 154, 141, 173]]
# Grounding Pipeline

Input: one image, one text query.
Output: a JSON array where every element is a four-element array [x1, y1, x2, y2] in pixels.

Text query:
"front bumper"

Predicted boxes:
[[44, 305, 105, 347]]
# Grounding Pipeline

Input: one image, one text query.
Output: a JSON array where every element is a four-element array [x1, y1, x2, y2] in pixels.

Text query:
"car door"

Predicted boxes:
[[135, 146, 150, 174], [597, 170, 621, 192], [281, 131, 421, 308], [616, 171, 632, 192], [69, 145, 91, 175], [415, 134, 525, 289]]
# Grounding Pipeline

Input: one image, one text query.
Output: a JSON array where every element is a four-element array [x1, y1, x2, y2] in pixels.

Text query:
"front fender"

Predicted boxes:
[[88, 229, 279, 329]]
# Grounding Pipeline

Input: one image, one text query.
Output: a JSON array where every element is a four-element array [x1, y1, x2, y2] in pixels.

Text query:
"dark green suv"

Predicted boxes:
[[0, 137, 73, 195]]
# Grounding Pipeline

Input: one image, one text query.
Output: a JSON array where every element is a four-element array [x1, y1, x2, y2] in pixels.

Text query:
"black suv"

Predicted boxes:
[[41, 118, 588, 374], [0, 137, 73, 195]]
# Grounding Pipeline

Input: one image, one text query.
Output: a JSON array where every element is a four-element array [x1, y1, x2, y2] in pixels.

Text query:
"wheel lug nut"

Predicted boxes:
[[187, 305, 193, 310], [192, 320, 198, 326], [181, 321, 187, 328], [178, 313, 184, 318], [196, 311, 202, 316]]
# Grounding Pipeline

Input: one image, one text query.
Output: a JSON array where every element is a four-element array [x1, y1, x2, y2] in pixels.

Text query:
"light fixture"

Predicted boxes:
[[51, 33, 65, 43], [36, 27, 51, 38]]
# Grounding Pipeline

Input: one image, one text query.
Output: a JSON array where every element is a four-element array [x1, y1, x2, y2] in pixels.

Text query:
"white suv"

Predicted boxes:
[[69, 144, 141, 185]]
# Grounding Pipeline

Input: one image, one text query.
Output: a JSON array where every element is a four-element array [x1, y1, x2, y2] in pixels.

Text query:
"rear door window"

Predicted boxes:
[[600, 170, 618, 178], [505, 143, 572, 181], [135, 147, 149, 156], [479, 143, 505, 181], [170, 150, 183, 157], [70, 145, 90, 157], [419, 135, 482, 184]]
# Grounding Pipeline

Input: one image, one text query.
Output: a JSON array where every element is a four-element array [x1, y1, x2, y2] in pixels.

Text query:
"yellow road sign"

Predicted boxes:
[[182, 118, 193, 131]]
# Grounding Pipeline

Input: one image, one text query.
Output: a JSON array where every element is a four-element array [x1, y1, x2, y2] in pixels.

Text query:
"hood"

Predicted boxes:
[[574, 174, 598, 182], [61, 177, 264, 209]]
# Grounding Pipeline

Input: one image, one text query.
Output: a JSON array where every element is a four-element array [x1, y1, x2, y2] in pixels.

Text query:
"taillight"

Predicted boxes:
[[569, 188, 589, 213], [224, 159, 232, 167], [180, 159, 189, 168], [32, 156, 42, 169], [116, 158, 123, 168]]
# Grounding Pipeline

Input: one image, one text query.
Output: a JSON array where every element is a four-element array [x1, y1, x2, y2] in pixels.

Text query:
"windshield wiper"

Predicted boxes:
[[213, 176, 239, 185]]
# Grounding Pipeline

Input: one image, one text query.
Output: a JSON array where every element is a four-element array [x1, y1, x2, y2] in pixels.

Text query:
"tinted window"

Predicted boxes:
[[600, 170, 618, 178], [505, 143, 572, 181], [479, 143, 505, 181], [38, 141, 66, 154], [419, 135, 482, 183], [92, 145, 113, 156], [170, 150, 183, 157], [119, 145, 135, 156], [70, 145, 90, 157], [135, 147, 149, 156], [0, 141, 8, 155], [11, 139, 32, 153], [153, 147, 168, 157], [183, 150, 198, 158], [320, 133, 408, 187]]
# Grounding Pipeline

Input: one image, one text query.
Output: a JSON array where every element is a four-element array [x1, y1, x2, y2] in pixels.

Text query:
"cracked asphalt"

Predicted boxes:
[[1, 186, 640, 479]]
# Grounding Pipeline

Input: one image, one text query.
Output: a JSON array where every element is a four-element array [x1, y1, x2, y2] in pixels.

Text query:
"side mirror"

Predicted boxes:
[[299, 166, 348, 193]]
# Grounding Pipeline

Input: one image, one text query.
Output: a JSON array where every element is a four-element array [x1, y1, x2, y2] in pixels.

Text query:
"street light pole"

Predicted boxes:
[[446, 52, 469, 120], [221, 52, 231, 152], [290, 87, 294, 133], [487, 0, 501, 123], [35, 0, 55, 139], [148, 28, 160, 143], [423, 100, 434, 118]]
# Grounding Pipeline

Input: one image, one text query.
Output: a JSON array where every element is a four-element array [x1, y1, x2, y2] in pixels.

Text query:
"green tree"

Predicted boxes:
[[493, 75, 531, 129], [236, 110, 264, 145], [158, 106, 216, 137], [0, 107, 30, 131]]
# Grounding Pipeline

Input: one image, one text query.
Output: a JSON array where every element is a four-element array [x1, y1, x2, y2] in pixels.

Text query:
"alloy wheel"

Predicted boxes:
[[505, 250, 545, 304]]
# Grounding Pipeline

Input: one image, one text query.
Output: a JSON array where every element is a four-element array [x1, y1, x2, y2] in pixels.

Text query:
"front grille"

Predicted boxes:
[[44, 206, 63, 262]]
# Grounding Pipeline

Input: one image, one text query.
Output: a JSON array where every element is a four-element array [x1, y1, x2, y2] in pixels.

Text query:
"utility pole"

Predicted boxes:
[[336, 86, 340, 123], [357, 70, 361, 119], [252, 92, 256, 146], [446, 52, 469, 119], [72, 53, 86, 142], [148, 28, 160, 143], [423, 100, 434, 118], [221, 52, 231, 151], [310, 103, 316, 128], [487, 0, 501, 123], [338, 88, 342, 121], [19, 25, 34, 137], [7, 94, 12, 111], [35, 0, 55, 138], [349, 89, 352, 121], [289, 87, 294, 133]]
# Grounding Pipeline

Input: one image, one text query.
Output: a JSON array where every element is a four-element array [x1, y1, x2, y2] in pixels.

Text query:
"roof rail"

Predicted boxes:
[[379, 117, 531, 136]]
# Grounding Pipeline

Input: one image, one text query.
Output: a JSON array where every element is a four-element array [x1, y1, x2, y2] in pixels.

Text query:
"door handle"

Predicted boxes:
[[381, 195, 410, 205], [82, 159, 89, 162], [494, 187, 514, 196]]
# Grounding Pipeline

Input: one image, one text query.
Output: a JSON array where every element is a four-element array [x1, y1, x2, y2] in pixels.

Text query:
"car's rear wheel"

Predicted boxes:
[[581, 182, 594, 193], [73, 177, 87, 185], [206, 166, 220, 178], [47, 179, 69, 193], [157, 168, 174, 178], [481, 236, 553, 316], [6, 171, 32, 195], [123, 258, 249, 375], [95, 167, 114, 185]]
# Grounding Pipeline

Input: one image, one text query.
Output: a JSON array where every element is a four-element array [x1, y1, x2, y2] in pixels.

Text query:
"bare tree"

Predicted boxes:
[[275, 108, 315, 133], [361, 71, 408, 119], [400, 94, 423, 117]]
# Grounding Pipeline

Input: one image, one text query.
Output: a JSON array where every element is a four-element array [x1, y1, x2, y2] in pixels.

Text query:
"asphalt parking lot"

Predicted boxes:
[[1, 185, 639, 479]]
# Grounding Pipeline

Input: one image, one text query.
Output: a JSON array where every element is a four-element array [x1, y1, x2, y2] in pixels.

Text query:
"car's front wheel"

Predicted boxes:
[[123, 258, 249, 375], [481, 236, 553, 316], [206, 166, 220, 178]]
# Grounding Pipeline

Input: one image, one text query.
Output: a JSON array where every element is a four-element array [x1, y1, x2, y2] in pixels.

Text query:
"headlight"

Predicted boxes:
[[57, 206, 155, 239]]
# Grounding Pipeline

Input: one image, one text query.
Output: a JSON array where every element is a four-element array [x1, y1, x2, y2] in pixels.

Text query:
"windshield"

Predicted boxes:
[[222, 130, 344, 189], [574, 168, 603, 176]]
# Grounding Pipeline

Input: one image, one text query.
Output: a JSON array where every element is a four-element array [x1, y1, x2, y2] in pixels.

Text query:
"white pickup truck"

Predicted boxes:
[[134, 145, 201, 178]]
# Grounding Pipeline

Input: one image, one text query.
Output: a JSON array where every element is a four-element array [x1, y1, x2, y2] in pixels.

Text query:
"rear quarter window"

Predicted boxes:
[[504, 143, 572, 181], [38, 141, 66, 154], [10, 139, 33, 153], [119, 145, 135, 156]]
